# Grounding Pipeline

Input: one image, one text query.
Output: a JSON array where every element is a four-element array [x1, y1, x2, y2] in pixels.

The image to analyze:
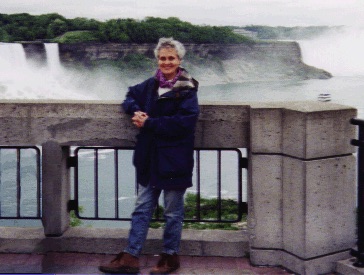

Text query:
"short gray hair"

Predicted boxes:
[[154, 37, 186, 60]]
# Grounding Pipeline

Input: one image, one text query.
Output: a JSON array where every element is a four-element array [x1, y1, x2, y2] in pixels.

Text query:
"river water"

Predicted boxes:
[[0, 27, 363, 227], [199, 75, 364, 118]]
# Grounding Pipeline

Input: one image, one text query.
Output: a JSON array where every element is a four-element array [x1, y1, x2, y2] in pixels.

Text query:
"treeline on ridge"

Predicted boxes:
[[0, 13, 253, 44]]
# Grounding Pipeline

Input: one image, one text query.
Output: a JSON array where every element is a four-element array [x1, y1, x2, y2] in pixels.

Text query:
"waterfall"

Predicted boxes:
[[298, 27, 364, 77], [0, 43, 29, 85], [44, 43, 62, 74], [0, 43, 97, 100], [0, 43, 27, 69]]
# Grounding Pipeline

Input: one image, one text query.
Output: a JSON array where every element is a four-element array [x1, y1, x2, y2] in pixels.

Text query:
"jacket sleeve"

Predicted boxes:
[[122, 78, 156, 114], [143, 90, 199, 138], [121, 86, 142, 115]]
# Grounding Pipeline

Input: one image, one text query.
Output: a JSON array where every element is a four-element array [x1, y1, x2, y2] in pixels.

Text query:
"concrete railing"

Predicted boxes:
[[248, 101, 357, 274], [0, 99, 357, 275]]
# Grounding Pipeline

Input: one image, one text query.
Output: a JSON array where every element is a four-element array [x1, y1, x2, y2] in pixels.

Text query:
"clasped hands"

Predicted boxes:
[[132, 111, 149, 128]]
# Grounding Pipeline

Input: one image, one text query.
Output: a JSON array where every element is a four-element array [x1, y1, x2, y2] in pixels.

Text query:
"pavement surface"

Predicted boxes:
[[0, 252, 294, 274]]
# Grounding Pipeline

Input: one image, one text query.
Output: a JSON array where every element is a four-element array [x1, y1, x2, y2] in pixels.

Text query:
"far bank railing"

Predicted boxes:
[[350, 118, 364, 267]]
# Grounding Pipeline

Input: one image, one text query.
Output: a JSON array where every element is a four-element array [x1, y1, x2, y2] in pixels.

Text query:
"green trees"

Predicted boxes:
[[47, 18, 68, 37], [0, 13, 69, 41], [0, 13, 337, 43], [52, 31, 99, 43], [98, 19, 131, 42], [0, 13, 253, 44], [68, 17, 100, 32], [97, 16, 253, 44], [0, 27, 10, 42]]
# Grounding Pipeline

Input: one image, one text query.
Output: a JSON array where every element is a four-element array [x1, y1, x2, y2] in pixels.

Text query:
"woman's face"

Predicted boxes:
[[158, 47, 181, 80]]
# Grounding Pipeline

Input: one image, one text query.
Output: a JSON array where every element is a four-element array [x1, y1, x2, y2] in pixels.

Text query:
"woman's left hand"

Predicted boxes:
[[132, 111, 149, 128]]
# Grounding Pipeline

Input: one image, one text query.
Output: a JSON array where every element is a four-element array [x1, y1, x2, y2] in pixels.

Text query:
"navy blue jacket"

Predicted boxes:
[[122, 76, 199, 190]]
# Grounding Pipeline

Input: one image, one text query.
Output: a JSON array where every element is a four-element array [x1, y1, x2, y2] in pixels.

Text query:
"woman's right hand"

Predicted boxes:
[[132, 111, 149, 128]]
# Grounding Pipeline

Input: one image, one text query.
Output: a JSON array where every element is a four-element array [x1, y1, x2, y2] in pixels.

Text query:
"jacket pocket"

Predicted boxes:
[[157, 139, 194, 178]]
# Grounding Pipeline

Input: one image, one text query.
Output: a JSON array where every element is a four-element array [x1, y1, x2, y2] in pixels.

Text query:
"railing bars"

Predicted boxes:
[[94, 148, 99, 219], [0, 146, 41, 220], [114, 149, 119, 219], [196, 150, 201, 221], [16, 149, 21, 218], [350, 117, 364, 267], [72, 147, 246, 223], [217, 150, 222, 221]]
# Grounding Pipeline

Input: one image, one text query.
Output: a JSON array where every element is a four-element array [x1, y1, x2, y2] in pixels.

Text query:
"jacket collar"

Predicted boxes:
[[154, 69, 198, 99]]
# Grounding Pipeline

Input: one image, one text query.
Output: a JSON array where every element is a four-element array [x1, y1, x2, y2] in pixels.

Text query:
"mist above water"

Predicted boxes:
[[298, 26, 364, 77], [0, 43, 129, 100]]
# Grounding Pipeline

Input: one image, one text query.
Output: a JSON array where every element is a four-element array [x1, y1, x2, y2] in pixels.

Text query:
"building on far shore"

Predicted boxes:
[[233, 28, 258, 39]]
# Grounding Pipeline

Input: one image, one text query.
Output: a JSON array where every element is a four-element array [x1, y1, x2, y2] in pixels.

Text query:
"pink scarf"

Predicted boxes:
[[155, 68, 182, 89]]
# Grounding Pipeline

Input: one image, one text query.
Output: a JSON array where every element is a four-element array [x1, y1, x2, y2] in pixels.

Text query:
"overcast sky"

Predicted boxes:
[[1, 0, 364, 27]]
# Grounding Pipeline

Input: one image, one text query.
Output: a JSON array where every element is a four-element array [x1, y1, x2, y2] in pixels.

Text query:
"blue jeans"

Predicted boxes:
[[124, 183, 186, 257]]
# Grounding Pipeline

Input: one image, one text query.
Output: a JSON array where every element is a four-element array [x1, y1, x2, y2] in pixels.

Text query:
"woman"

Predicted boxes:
[[99, 37, 199, 274]]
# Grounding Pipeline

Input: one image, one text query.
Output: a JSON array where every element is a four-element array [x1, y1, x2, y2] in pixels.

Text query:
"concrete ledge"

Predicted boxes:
[[0, 227, 249, 257], [281, 250, 351, 275], [250, 248, 351, 275], [0, 100, 251, 148], [336, 258, 364, 275], [249, 101, 356, 157]]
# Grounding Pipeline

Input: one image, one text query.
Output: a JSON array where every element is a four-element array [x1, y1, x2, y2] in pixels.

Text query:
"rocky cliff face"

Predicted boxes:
[[58, 42, 331, 86], [22, 42, 47, 66]]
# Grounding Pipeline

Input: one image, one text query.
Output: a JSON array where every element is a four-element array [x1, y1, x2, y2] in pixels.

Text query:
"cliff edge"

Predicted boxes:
[[57, 41, 332, 86]]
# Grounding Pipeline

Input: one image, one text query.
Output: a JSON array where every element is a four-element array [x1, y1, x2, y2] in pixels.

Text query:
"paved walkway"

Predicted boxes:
[[0, 252, 294, 274]]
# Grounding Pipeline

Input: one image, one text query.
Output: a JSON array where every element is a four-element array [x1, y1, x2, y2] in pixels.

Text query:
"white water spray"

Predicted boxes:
[[0, 43, 27, 68], [45, 43, 63, 74], [299, 27, 364, 77], [0, 43, 28, 87], [0, 43, 102, 100]]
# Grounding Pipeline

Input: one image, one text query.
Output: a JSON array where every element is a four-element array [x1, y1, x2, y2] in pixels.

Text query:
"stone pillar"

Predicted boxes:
[[41, 141, 71, 236], [248, 102, 357, 275]]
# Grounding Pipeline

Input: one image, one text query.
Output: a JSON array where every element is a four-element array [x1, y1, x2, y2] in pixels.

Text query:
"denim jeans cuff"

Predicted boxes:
[[163, 249, 178, 255], [123, 248, 139, 258]]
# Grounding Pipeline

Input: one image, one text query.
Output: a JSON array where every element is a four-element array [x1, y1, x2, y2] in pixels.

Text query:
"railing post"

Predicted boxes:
[[350, 118, 364, 267], [250, 105, 357, 275], [41, 141, 71, 236]]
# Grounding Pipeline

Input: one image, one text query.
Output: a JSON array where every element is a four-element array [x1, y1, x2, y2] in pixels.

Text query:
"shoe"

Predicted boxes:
[[99, 252, 140, 274], [150, 253, 180, 274]]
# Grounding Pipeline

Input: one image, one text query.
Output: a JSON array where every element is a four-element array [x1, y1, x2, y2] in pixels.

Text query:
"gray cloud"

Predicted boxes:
[[0, 0, 363, 26]]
